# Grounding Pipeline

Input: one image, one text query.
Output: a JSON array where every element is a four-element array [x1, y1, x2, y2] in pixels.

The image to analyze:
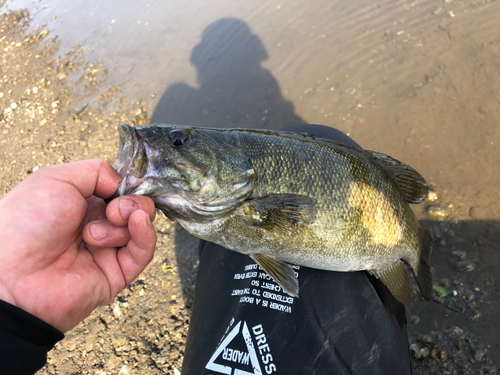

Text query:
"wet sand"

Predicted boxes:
[[1, 0, 500, 373]]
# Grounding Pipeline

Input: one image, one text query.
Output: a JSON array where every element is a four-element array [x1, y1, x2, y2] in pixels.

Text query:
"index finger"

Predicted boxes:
[[106, 196, 156, 227], [35, 159, 122, 199]]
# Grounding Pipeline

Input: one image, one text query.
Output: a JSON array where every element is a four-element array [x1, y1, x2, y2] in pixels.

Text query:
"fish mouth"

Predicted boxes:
[[116, 124, 166, 196]]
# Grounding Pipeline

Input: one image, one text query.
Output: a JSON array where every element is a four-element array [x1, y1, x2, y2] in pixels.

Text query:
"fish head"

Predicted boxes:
[[116, 124, 255, 221]]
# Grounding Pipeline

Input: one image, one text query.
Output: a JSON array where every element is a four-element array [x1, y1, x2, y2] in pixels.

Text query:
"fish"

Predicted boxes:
[[115, 123, 433, 304]]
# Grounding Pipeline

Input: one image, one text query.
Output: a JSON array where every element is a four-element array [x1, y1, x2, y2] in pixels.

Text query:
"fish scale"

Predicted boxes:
[[115, 124, 433, 305], [230, 132, 408, 259]]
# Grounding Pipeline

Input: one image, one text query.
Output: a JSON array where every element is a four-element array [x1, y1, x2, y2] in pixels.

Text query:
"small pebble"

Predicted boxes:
[[431, 348, 439, 360], [422, 334, 434, 345], [410, 315, 420, 325], [420, 347, 430, 358], [471, 343, 486, 362], [113, 303, 123, 319], [174, 369, 181, 375], [439, 278, 450, 287], [84, 339, 93, 352], [137, 340, 149, 351], [10, 102, 17, 109], [410, 343, 421, 359], [483, 365, 497, 373], [427, 206, 448, 217], [57, 72, 67, 80], [457, 260, 475, 272], [466, 309, 481, 320], [451, 250, 466, 260], [463, 289, 474, 301], [427, 190, 438, 201]]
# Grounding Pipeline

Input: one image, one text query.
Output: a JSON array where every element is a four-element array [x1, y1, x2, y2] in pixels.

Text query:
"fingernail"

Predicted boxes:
[[145, 213, 152, 227], [119, 198, 138, 221], [90, 221, 110, 240]]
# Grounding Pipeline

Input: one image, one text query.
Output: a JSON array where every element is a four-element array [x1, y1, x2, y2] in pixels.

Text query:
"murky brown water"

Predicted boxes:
[[7, 0, 500, 367]]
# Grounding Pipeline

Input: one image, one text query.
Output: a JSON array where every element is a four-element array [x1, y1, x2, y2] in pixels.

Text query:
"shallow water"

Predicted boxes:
[[8, 0, 500, 215], [7, 0, 500, 367]]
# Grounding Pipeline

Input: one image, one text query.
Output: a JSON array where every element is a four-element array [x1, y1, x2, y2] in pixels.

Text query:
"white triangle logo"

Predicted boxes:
[[205, 320, 262, 375]]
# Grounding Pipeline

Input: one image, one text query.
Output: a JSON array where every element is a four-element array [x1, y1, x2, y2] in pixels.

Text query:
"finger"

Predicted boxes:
[[106, 196, 156, 227], [84, 196, 108, 224], [35, 159, 122, 199], [82, 220, 131, 248], [117, 210, 157, 285], [85, 244, 127, 303]]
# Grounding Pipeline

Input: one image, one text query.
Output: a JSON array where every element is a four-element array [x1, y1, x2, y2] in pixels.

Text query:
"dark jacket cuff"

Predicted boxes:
[[0, 299, 64, 375]]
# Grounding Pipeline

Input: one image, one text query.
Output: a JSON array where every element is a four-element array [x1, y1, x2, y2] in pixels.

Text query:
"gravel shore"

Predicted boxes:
[[1, 3, 498, 374]]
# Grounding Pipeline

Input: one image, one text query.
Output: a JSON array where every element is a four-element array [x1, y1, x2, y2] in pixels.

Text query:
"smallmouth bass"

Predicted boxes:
[[115, 124, 433, 304]]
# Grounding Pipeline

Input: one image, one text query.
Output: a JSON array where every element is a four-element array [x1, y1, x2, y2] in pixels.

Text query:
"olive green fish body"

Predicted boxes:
[[116, 124, 432, 304], [179, 131, 418, 267]]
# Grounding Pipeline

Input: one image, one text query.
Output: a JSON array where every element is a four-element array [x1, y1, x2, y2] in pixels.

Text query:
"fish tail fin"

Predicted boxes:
[[413, 226, 433, 301]]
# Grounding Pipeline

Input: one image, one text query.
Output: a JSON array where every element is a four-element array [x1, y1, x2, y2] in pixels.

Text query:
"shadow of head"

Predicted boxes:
[[150, 17, 304, 129], [190, 18, 268, 85]]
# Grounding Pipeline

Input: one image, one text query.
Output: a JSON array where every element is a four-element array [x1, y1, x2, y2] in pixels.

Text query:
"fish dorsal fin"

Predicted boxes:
[[250, 253, 299, 297], [363, 150, 429, 204], [368, 261, 412, 305]]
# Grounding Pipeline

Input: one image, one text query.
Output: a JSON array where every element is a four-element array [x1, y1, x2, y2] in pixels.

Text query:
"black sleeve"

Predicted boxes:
[[0, 299, 64, 375]]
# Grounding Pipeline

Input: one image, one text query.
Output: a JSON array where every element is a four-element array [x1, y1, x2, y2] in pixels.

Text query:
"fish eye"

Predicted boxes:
[[169, 130, 188, 148]]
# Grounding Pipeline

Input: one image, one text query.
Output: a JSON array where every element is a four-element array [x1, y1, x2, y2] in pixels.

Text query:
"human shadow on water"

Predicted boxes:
[[151, 18, 304, 129], [150, 18, 305, 305]]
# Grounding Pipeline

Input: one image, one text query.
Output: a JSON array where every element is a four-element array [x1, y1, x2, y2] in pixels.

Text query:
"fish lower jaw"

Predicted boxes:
[[118, 175, 152, 196]]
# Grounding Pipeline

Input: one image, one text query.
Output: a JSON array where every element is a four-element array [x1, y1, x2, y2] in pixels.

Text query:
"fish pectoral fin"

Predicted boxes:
[[243, 194, 316, 234], [363, 150, 429, 204], [368, 261, 412, 305], [250, 253, 299, 297]]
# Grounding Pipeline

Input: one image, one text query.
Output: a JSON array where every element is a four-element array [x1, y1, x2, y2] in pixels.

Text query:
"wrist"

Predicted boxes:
[[0, 282, 16, 307]]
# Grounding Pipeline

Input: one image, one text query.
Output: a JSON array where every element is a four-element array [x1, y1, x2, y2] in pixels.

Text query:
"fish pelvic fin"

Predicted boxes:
[[368, 261, 412, 305], [363, 150, 429, 204], [413, 226, 433, 301], [250, 253, 299, 297]]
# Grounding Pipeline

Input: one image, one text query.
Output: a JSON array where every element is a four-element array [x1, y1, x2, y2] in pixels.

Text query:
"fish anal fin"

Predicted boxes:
[[250, 253, 299, 297], [364, 150, 429, 204], [369, 261, 412, 305]]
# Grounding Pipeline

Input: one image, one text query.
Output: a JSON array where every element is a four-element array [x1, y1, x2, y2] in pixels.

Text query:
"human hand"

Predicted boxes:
[[0, 159, 157, 332]]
